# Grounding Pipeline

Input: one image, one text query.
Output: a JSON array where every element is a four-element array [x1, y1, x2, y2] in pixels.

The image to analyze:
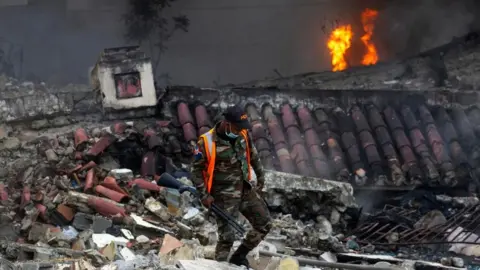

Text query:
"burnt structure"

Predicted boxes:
[[90, 46, 157, 113]]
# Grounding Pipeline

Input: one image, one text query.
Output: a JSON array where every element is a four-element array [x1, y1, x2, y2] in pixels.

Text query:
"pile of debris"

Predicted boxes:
[[3, 36, 480, 268], [1, 105, 480, 268], [0, 120, 365, 269]]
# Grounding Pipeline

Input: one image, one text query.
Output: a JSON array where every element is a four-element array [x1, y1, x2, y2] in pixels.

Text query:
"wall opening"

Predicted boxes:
[[114, 72, 143, 99]]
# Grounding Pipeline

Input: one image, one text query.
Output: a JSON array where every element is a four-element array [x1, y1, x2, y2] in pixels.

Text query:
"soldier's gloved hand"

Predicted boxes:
[[256, 180, 265, 194], [178, 185, 197, 194], [200, 194, 214, 208]]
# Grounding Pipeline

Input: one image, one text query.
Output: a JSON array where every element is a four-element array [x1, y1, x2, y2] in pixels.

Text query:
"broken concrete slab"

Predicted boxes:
[[92, 216, 113, 233], [15, 261, 79, 270], [0, 137, 20, 151], [175, 259, 244, 270], [263, 170, 356, 209], [72, 212, 93, 231], [1, 241, 85, 261]]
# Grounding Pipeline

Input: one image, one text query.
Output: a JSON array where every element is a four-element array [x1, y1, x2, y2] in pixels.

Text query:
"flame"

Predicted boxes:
[[327, 25, 353, 72], [360, 8, 379, 66]]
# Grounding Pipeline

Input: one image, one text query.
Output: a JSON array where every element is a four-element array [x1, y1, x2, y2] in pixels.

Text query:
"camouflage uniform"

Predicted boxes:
[[191, 123, 272, 261]]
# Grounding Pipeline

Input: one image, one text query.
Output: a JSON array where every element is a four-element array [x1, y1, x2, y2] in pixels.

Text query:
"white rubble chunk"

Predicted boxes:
[[120, 229, 134, 240], [130, 213, 172, 234], [263, 170, 356, 208], [145, 197, 171, 222], [120, 247, 136, 261], [108, 168, 134, 182], [176, 259, 245, 270], [92, 233, 129, 249]]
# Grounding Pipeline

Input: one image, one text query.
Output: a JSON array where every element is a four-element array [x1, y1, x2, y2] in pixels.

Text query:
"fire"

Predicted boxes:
[[360, 8, 379, 66], [327, 25, 353, 72], [326, 8, 379, 71]]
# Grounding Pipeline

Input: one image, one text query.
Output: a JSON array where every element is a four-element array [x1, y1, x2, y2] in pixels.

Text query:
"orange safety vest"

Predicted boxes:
[[199, 128, 252, 193]]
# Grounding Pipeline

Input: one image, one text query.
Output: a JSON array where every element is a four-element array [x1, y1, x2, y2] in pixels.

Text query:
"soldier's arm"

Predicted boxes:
[[248, 134, 266, 188], [190, 138, 208, 196]]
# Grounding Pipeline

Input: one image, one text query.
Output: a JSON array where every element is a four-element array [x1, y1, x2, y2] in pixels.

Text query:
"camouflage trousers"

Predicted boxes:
[[213, 188, 272, 261]]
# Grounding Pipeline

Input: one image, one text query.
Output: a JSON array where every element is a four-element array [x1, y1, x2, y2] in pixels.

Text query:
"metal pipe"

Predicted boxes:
[[258, 250, 399, 270]]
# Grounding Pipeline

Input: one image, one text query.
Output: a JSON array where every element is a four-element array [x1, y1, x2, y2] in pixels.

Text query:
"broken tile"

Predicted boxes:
[[159, 234, 183, 255]]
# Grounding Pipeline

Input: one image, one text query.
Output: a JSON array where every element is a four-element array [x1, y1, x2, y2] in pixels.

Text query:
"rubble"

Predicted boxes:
[[3, 36, 480, 269], [0, 108, 478, 269], [0, 114, 392, 269]]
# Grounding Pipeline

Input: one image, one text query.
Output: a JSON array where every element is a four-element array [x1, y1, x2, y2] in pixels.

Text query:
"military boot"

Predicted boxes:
[[229, 244, 251, 268]]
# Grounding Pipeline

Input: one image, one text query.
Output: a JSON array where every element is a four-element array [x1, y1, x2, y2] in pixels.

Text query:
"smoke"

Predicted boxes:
[[0, 0, 478, 86], [0, 1, 130, 85], [370, 0, 480, 60]]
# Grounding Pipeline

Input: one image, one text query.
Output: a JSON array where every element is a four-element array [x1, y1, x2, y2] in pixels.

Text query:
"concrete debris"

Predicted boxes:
[[159, 234, 184, 255], [3, 40, 480, 269], [176, 259, 245, 270]]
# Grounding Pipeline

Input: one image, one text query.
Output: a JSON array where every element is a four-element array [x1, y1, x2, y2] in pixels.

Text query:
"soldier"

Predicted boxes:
[[190, 105, 272, 267]]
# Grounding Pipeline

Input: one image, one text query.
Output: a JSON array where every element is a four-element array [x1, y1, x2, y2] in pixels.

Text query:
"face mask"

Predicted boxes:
[[226, 132, 239, 139], [225, 123, 239, 139]]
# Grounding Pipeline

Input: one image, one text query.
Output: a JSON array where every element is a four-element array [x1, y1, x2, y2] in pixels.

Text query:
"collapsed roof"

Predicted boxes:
[[3, 32, 480, 194]]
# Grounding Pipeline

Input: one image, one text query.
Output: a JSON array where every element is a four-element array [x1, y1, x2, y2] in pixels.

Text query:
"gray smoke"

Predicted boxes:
[[0, 0, 478, 86], [370, 0, 480, 60]]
